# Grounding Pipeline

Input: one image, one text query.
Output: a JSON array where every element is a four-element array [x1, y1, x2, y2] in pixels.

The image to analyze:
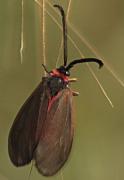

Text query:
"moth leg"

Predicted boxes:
[[72, 91, 79, 96], [68, 78, 77, 82]]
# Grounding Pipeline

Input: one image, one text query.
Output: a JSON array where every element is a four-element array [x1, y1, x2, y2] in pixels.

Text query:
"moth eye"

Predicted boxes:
[[65, 71, 70, 76]]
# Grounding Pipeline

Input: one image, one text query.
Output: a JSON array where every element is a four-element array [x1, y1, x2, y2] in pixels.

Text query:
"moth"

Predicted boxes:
[[8, 4, 103, 176]]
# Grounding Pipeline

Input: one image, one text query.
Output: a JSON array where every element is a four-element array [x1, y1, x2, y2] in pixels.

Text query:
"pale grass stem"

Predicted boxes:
[[20, 0, 24, 64]]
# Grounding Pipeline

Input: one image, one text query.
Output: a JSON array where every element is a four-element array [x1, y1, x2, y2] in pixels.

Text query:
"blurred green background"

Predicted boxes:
[[0, 0, 124, 180]]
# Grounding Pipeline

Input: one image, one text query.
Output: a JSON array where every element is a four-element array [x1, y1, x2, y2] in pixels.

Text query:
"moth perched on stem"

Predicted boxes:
[[8, 4, 103, 176]]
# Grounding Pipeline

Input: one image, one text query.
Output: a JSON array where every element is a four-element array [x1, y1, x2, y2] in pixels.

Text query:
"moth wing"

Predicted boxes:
[[34, 88, 74, 176], [8, 79, 49, 166]]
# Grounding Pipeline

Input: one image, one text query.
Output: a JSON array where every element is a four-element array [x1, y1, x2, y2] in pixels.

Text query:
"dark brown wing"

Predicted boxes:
[[34, 88, 74, 176], [8, 78, 49, 166]]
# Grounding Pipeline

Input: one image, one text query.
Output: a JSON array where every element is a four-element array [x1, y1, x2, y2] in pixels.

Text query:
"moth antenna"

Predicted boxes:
[[54, 4, 68, 67], [66, 58, 104, 70], [42, 64, 50, 74]]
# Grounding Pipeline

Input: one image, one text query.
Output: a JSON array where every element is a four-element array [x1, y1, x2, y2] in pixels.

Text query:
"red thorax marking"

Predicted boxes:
[[50, 69, 69, 82], [48, 91, 61, 112]]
